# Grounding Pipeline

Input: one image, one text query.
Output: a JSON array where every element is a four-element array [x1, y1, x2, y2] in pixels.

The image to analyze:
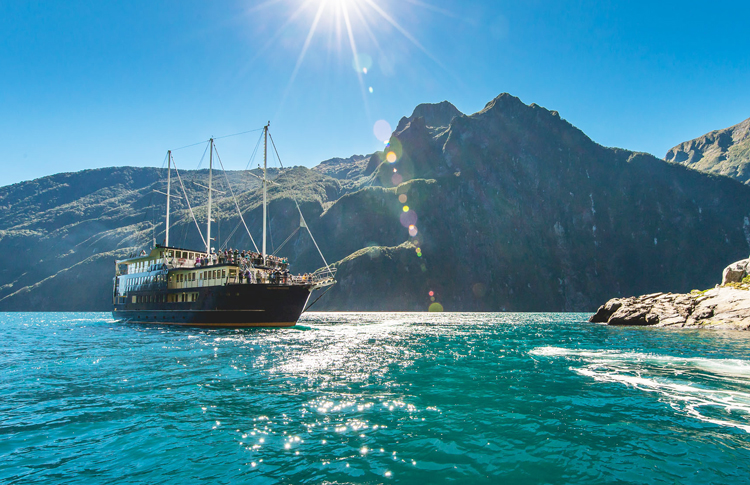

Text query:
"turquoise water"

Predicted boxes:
[[1, 313, 750, 484]]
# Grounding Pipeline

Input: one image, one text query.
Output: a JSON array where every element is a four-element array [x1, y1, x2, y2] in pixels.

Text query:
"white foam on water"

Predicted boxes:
[[532, 346, 750, 433], [531, 346, 750, 378]]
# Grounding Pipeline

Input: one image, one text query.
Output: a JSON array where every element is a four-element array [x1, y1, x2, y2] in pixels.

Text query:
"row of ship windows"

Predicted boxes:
[[124, 269, 229, 288], [164, 250, 201, 260], [173, 269, 229, 283], [132, 292, 199, 304], [126, 275, 165, 288]]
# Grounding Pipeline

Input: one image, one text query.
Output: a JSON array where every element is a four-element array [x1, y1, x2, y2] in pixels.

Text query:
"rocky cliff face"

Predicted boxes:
[[665, 116, 750, 183], [2, 93, 750, 312]]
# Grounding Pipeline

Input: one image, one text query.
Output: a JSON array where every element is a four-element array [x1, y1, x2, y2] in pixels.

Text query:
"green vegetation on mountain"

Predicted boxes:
[[2, 94, 750, 312]]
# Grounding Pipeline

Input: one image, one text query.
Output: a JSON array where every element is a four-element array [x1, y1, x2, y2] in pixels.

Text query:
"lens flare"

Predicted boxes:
[[373, 120, 392, 143], [402, 205, 409, 212], [428, 302, 443, 312], [386, 151, 397, 163], [391, 173, 403, 185], [429, 291, 434, 297], [400, 210, 417, 228], [398, 194, 407, 203], [408, 225, 418, 237], [352, 52, 373, 73]]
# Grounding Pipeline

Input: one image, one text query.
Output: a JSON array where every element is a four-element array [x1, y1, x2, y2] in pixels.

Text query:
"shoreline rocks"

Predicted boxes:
[[590, 258, 750, 330], [590, 287, 750, 330]]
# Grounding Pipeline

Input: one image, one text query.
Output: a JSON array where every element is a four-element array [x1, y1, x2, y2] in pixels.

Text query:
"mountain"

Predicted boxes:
[[2, 94, 750, 312], [314, 94, 750, 311], [665, 117, 750, 183]]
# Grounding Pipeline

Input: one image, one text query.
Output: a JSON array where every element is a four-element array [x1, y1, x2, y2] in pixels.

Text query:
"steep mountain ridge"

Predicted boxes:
[[394, 100, 463, 133], [665, 116, 750, 183]]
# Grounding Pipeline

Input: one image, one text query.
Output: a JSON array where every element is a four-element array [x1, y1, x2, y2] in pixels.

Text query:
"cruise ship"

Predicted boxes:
[[112, 124, 335, 327]]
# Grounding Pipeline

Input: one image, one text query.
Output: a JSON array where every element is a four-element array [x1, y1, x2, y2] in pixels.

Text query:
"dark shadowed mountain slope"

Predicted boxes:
[[665, 116, 750, 183], [313, 94, 750, 311]]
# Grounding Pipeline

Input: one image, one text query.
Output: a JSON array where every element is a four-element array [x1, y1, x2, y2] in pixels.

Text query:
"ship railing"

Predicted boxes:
[[310, 267, 336, 289]]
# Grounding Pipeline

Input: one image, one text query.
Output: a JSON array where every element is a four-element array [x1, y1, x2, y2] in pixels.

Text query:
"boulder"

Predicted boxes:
[[607, 303, 653, 326], [722, 258, 749, 285], [589, 299, 623, 323]]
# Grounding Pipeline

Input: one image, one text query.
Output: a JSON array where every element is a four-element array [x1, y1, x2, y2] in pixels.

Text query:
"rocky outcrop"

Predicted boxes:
[[590, 259, 750, 330], [722, 258, 749, 285], [394, 100, 463, 133], [665, 116, 750, 184]]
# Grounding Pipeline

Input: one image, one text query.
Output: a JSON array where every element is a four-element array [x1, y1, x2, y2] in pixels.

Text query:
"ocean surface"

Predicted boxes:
[[1, 313, 750, 484]]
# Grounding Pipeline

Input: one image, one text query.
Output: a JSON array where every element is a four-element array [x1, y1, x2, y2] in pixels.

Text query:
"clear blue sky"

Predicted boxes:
[[1, 0, 749, 187]]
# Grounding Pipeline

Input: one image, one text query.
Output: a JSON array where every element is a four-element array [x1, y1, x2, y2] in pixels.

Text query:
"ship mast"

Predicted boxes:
[[262, 123, 268, 266], [165, 150, 172, 247], [206, 138, 214, 255]]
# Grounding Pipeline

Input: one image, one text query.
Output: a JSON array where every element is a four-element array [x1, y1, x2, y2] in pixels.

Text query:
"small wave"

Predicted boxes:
[[532, 346, 750, 433], [575, 368, 750, 433], [531, 346, 750, 378]]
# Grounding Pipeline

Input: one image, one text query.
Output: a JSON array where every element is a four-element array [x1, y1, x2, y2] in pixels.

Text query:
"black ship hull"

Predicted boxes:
[[113, 283, 313, 328]]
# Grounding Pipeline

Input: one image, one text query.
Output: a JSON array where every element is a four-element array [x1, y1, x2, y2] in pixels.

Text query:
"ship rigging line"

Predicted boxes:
[[303, 284, 335, 312], [268, 132, 284, 168], [171, 127, 264, 152], [244, 131, 264, 171], [272, 226, 301, 256], [171, 153, 207, 248], [212, 143, 260, 253], [295, 198, 332, 274]]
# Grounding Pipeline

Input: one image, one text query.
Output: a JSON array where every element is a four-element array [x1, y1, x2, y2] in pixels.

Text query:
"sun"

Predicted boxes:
[[246, 0, 454, 120]]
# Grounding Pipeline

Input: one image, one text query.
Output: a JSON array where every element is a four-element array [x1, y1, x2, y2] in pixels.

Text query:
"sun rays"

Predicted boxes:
[[251, 0, 455, 122]]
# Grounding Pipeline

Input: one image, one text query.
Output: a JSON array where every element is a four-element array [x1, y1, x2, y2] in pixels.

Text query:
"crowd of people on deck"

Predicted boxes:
[[188, 247, 314, 286], [193, 248, 288, 271]]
